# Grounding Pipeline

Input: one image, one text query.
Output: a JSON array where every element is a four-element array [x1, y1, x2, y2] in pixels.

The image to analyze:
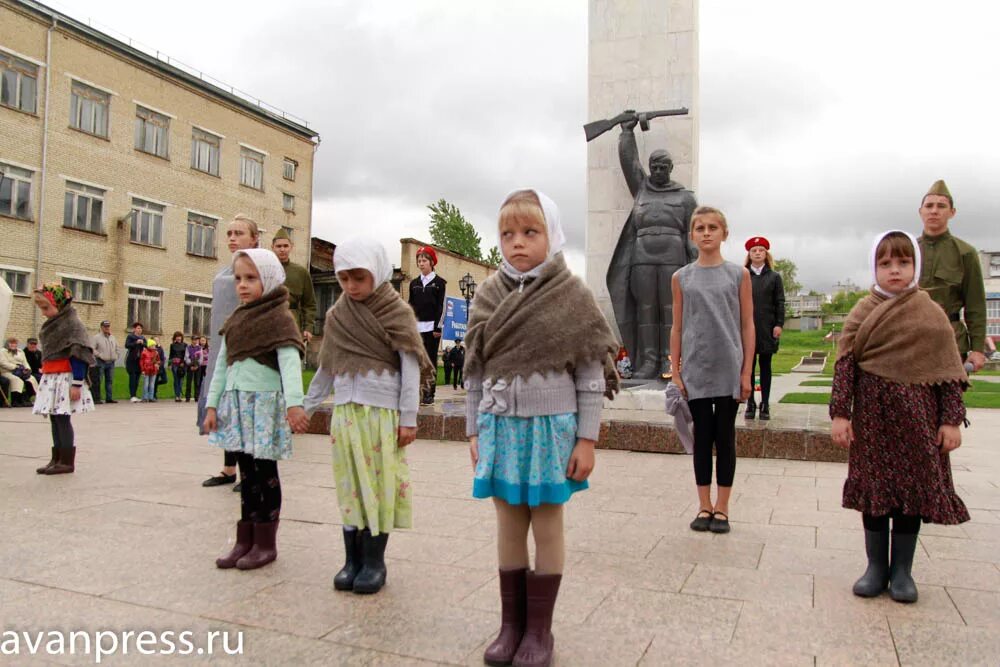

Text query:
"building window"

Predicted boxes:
[[191, 128, 220, 176], [69, 81, 110, 138], [283, 158, 297, 181], [63, 181, 105, 233], [127, 287, 162, 333], [130, 198, 165, 247], [240, 147, 264, 190], [988, 299, 1000, 320], [0, 51, 38, 114], [60, 276, 103, 303], [1, 268, 30, 295], [282, 193, 295, 212], [183, 294, 212, 336], [989, 324, 1000, 337], [186, 212, 217, 258], [135, 106, 169, 158], [0, 163, 33, 220], [990, 256, 1000, 278]]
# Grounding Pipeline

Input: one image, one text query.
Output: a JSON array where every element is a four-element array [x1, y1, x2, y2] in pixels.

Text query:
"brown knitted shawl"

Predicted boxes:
[[318, 282, 435, 393], [838, 287, 967, 386], [464, 253, 620, 399], [39, 304, 95, 367], [220, 286, 304, 371]]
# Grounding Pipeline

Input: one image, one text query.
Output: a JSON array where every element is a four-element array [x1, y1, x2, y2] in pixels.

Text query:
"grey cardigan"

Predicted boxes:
[[303, 351, 420, 427], [464, 359, 606, 441]]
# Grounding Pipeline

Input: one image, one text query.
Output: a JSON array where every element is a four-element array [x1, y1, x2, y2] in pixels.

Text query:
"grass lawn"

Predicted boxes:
[[800, 379, 833, 387], [771, 329, 840, 376], [781, 381, 1000, 409]]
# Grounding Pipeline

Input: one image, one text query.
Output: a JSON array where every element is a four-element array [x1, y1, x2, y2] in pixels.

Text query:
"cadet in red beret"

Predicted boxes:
[[408, 246, 447, 404], [743, 236, 783, 420]]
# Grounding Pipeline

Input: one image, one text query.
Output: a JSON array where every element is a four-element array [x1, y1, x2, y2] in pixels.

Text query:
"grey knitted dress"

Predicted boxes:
[[676, 261, 745, 401]]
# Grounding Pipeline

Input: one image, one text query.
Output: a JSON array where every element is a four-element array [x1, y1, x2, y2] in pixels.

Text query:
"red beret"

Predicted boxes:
[[745, 236, 770, 251], [416, 246, 438, 266]]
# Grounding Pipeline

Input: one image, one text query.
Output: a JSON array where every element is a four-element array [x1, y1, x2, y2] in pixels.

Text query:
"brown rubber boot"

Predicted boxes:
[[215, 521, 254, 569], [45, 447, 76, 475], [483, 568, 527, 666], [512, 572, 561, 667], [36, 447, 58, 474], [236, 520, 279, 570]]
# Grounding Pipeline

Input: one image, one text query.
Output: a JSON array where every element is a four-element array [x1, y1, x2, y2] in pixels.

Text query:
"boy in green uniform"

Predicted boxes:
[[917, 180, 987, 371], [271, 228, 317, 342]]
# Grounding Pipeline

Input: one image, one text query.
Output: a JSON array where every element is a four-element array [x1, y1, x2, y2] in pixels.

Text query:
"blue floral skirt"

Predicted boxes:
[[209, 390, 292, 461], [473, 412, 587, 506]]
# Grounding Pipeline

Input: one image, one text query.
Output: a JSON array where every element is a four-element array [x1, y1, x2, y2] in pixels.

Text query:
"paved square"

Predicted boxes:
[[2, 403, 999, 665]]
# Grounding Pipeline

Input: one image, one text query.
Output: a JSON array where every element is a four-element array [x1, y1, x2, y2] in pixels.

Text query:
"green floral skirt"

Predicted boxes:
[[331, 403, 412, 535]]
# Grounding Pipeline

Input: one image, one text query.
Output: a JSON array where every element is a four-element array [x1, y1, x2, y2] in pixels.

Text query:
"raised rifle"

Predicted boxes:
[[583, 107, 689, 142]]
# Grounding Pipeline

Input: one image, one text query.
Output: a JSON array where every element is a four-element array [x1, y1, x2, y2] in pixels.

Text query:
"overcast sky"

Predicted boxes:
[[52, 0, 1000, 293]]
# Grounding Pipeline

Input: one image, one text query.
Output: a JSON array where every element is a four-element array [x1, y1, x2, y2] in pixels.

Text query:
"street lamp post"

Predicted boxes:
[[458, 272, 476, 340]]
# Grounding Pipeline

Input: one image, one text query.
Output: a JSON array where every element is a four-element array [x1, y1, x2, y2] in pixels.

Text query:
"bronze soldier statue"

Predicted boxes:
[[606, 115, 698, 379]]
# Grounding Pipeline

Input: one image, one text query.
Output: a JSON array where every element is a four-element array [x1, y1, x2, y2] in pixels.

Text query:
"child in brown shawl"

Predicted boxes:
[[831, 230, 969, 604], [304, 237, 434, 595], [466, 189, 619, 667], [31, 283, 96, 475], [203, 249, 308, 571]]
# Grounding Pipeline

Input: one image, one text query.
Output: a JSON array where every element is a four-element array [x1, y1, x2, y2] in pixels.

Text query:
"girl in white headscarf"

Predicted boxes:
[[203, 248, 308, 571], [463, 189, 620, 667], [304, 237, 434, 595]]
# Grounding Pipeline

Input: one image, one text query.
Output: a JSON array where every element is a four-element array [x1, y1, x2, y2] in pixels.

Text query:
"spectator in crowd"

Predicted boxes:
[[442, 344, 454, 387], [24, 338, 42, 383], [90, 320, 119, 404], [184, 335, 204, 402], [168, 331, 187, 402], [451, 339, 465, 390], [140, 339, 161, 402], [1, 337, 39, 407], [124, 322, 147, 402]]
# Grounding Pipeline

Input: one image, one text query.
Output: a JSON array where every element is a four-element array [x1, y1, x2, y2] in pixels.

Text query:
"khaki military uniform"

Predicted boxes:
[[918, 230, 986, 355], [281, 260, 317, 335]]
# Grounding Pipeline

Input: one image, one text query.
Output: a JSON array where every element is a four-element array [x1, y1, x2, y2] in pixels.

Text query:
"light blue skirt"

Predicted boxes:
[[209, 390, 292, 461], [472, 412, 587, 506]]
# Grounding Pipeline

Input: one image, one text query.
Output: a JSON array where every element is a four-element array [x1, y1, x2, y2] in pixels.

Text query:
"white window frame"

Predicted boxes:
[[0, 263, 33, 296], [990, 256, 1000, 278], [130, 197, 166, 248], [191, 127, 221, 176], [183, 293, 213, 336], [127, 285, 164, 334], [240, 147, 264, 190], [134, 105, 170, 158], [58, 273, 104, 304], [282, 192, 295, 212], [0, 50, 39, 114], [282, 158, 297, 181], [63, 181, 105, 234], [0, 162, 34, 220], [69, 80, 110, 138], [987, 299, 1000, 320], [186, 211, 217, 258]]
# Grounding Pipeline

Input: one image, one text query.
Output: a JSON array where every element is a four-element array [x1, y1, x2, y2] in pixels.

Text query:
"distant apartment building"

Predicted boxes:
[[980, 250, 1000, 342], [0, 0, 319, 345]]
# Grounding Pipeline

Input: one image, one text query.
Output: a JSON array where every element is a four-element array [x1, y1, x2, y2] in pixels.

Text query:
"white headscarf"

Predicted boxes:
[[233, 248, 286, 296], [869, 229, 922, 299], [334, 237, 393, 287], [497, 188, 567, 280]]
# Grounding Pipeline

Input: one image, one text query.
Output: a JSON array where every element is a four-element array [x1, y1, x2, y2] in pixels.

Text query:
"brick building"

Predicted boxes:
[[0, 0, 319, 346]]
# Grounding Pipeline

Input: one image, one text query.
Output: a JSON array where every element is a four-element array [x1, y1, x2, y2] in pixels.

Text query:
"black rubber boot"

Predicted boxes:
[[745, 397, 756, 420], [852, 528, 889, 597], [353, 529, 389, 594], [759, 403, 770, 421], [36, 447, 58, 474], [889, 532, 919, 603], [333, 527, 363, 591]]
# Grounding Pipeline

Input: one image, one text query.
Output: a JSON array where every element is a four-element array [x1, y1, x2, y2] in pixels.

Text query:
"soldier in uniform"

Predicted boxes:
[[271, 228, 317, 343], [917, 180, 987, 371]]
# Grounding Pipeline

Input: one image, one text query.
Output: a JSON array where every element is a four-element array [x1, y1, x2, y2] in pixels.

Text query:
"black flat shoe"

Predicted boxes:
[[202, 473, 237, 487], [232, 481, 242, 493], [709, 511, 731, 534], [690, 509, 713, 532]]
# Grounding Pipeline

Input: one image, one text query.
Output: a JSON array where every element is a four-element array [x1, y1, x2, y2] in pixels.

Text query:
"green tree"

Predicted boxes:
[[484, 246, 502, 267], [822, 290, 868, 316], [427, 199, 482, 260], [772, 257, 802, 296]]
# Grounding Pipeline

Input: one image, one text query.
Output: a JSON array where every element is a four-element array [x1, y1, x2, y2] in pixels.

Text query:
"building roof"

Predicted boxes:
[[399, 238, 498, 271], [13, 0, 318, 141]]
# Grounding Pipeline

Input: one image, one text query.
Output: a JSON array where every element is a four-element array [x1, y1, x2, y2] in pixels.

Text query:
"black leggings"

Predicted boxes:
[[688, 396, 739, 487], [50, 415, 74, 449], [420, 331, 439, 391], [224, 450, 238, 468], [236, 453, 281, 523], [863, 511, 922, 535], [750, 353, 773, 405]]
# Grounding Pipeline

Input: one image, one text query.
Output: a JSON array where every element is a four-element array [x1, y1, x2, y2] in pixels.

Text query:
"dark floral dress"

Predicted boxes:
[[830, 353, 969, 524]]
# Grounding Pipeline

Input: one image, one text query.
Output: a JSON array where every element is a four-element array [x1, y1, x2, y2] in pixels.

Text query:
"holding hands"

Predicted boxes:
[[286, 406, 310, 433]]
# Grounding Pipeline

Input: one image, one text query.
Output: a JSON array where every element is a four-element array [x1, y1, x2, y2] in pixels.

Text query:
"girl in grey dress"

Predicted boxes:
[[670, 206, 755, 534]]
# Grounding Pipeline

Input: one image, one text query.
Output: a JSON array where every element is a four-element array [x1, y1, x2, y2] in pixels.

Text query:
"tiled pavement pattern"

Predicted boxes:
[[2, 401, 999, 665]]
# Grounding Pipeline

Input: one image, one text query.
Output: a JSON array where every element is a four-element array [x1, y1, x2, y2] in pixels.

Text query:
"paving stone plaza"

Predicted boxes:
[[2, 381, 999, 665]]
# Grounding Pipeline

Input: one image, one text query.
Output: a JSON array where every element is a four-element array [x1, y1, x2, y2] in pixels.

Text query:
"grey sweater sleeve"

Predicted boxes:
[[303, 366, 334, 416], [399, 351, 420, 428], [465, 374, 482, 437], [574, 359, 606, 441]]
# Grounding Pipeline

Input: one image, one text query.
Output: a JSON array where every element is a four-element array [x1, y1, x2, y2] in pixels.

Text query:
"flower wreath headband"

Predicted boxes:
[[35, 282, 73, 309]]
